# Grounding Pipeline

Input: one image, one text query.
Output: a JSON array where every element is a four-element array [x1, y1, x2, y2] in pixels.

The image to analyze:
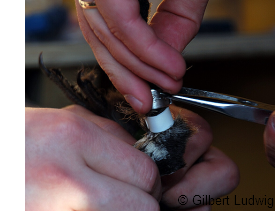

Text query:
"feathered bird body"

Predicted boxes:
[[135, 116, 192, 175]]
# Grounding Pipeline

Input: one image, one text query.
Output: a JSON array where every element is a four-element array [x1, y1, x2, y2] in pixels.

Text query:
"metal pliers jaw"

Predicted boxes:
[[150, 87, 275, 125], [151, 89, 172, 110]]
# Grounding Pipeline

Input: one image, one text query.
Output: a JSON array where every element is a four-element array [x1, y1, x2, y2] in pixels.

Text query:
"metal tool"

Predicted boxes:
[[151, 87, 275, 125]]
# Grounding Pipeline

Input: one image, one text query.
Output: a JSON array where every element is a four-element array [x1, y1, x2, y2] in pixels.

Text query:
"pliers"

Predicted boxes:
[[150, 87, 275, 125]]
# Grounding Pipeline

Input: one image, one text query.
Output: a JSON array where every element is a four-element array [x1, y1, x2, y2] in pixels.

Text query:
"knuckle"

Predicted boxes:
[[63, 104, 85, 113], [32, 163, 72, 190], [47, 110, 85, 144], [108, 17, 136, 41], [100, 120, 121, 133], [108, 24, 120, 39], [26, 109, 78, 143], [93, 28, 113, 51], [136, 154, 159, 193], [55, 112, 81, 132], [141, 38, 158, 59]]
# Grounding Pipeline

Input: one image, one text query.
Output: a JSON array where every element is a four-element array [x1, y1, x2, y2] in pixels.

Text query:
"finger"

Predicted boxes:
[[26, 107, 160, 210], [82, 8, 184, 92], [55, 108, 161, 199], [76, 2, 153, 113], [28, 159, 160, 210], [150, 0, 209, 52], [161, 147, 240, 209], [173, 106, 213, 168], [63, 105, 136, 145], [70, 166, 160, 210], [95, 0, 186, 80], [76, 1, 184, 113], [264, 111, 275, 167], [160, 105, 213, 191]]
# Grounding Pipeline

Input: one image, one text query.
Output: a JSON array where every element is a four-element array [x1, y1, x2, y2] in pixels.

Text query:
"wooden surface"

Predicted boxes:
[[184, 34, 275, 60], [25, 34, 275, 68], [26, 40, 96, 68]]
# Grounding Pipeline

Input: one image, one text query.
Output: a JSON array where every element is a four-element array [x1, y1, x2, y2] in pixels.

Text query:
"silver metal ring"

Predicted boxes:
[[79, 0, 97, 9]]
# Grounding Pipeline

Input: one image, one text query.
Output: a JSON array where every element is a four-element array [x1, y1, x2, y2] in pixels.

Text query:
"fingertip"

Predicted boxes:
[[124, 94, 145, 114], [168, 79, 183, 94], [154, 77, 183, 95], [264, 112, 275, 167], [124, 91, 153, 114], [168, 56, 186, 82], [127, 78, 183, 114]]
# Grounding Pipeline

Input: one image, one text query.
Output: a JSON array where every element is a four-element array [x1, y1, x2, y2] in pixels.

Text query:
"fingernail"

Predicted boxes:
[[173, 76, 178, 81], [163, 89, 171, 94], [124, 95, 143, 113], [271, 114, 275, 131]]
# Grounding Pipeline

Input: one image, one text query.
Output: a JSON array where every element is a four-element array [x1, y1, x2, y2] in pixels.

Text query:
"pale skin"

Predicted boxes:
[[25, 0, 275, 209], [75, 0, 209, 113], [26, 105, 240, 210]]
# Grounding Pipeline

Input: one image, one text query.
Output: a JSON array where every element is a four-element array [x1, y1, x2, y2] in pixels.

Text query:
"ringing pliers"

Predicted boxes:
[[150, 87, 275, 125]]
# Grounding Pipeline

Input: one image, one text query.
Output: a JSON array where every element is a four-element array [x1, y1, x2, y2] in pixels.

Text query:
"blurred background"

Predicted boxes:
[[25, 0, 275, 210]]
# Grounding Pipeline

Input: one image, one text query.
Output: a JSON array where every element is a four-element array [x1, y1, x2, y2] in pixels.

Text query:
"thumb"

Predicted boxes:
[[264, 111, 275, 167]]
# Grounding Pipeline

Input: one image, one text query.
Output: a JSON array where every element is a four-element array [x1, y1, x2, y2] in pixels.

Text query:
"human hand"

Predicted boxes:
[[159, 105, 240, 210], [75, 0, 208, 114], [25, 105, 161, 210], [25, 104, 239, 210], [264, 111, 275, 167]]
